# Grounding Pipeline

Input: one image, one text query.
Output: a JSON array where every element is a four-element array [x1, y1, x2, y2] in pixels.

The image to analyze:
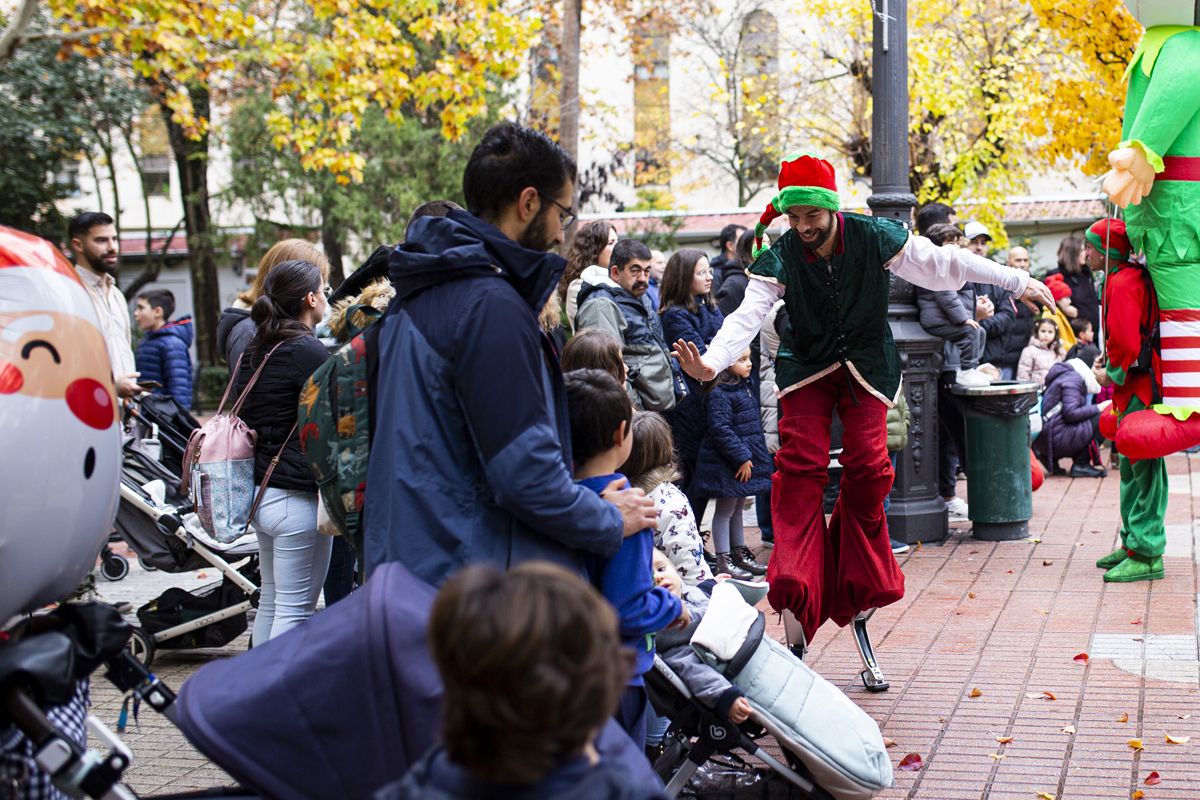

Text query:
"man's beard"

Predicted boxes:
[[799, 216, 835, 253], [517, 211, 555, 252], [85, 251, 118, 276]]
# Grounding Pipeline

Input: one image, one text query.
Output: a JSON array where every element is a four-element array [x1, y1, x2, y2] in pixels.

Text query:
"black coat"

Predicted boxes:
[[1045, 268, 1101, 332], [715, 269, 749, 317], [972, 282, 1016, 366], [1035, 361, 1101, 465], [709, 253, 738, 295], [233, 334, 329, 491], [988, 295, 1037, 370], [661, 302, 724, 481], [691, 380, 772, 498]]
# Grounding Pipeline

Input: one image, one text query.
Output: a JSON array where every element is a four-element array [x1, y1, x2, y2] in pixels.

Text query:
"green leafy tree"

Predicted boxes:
[[227, 93, 497, 284]]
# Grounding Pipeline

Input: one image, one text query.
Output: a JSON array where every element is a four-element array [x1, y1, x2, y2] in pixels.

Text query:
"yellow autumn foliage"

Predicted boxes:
[[46, 0, 537, 177], [804, 0, 1138, 245]]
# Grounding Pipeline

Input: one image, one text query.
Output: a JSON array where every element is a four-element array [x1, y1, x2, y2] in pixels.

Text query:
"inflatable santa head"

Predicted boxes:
[[0, 226, 121, 624]]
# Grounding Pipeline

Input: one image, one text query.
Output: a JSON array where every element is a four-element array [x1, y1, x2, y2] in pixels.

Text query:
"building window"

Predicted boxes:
[[135, 111, 172, 198], [738, 10, 779, 184], [142, 155, 172, 197], [53, 159, 81, 198], [633, 19, 670, 188]]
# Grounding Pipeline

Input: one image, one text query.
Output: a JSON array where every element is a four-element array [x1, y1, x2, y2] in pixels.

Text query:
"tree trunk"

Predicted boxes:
[[320, 195, 346, 288], [559, 0, 581, 167], [163, 84, 220, 367]]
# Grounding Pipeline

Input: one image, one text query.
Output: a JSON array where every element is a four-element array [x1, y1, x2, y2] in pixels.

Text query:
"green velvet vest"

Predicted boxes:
[[749, 213, 909, 402]]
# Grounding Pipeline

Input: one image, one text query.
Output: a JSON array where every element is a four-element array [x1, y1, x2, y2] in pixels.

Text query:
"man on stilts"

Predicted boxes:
[[674, 153, 1053, 689]]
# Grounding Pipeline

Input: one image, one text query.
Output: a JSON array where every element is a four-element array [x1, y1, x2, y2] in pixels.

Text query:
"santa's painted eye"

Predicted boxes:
[[0, 361, 21, 394], [21, 339, 60, 364], [84, 447, 96, 479], [65, 378, 114, 429]]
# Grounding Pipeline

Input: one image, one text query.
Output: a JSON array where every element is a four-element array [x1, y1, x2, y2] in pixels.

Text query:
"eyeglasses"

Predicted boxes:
[[537, 190, 577, 228]]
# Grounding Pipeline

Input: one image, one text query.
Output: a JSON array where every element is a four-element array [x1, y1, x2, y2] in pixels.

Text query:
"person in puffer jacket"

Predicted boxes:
[[1034, 349, 1110, 478], [133, 288, 194, 408], [1017, 318, 1063, 388]]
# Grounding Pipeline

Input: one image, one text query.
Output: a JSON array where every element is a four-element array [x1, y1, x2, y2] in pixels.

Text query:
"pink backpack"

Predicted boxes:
[[181, 342, 296, 543]]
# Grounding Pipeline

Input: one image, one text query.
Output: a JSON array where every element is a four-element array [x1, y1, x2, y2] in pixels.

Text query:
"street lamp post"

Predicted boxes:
[[865, 0, 948, 545]]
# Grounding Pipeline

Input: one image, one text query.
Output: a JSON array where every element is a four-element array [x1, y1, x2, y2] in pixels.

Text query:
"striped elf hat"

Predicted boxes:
[[754, 152, 840, 256], [1084, 218, 1131, 264]]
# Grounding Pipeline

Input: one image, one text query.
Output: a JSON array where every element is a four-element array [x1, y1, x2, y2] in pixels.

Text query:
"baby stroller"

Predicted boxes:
[[645, 583, 893, 800], [114, 421, 260, 669]]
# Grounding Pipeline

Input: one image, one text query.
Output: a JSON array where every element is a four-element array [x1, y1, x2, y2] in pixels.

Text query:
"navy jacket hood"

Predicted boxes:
[[145, 316, 194, 347], [390, 209, 565, 312]]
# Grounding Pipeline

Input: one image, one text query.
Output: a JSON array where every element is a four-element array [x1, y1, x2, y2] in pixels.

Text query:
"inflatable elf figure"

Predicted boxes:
[[1088, 219, 1168, 582], [1103, 1, 1200, 459]]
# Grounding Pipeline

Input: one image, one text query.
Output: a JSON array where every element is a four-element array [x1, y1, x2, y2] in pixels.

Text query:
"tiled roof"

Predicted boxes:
[[583, 196, 1109, 241]]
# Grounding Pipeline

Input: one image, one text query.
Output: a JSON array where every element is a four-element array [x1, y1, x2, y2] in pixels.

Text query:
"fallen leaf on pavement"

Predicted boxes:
[[1061, 725, 1076, 734], [969, 687, 982, 698], [1179, 714, 1192, 720], [1144, 771, 1162, 785], [968, 592, 976, 599], [988, 752, 1006, 760], [1028, 537, 1042, 543], [1036, 609, 1050, 615], [1073, 653, 1089, 665], [898, 753, 922, 771], [1130, 618, 1142, 625], [915, 541, 923, 551], [883, 737, 897, 748], [1043, 560, 1054, 566], [1128, 738, 1144, 751], [1118, 713, 1129, 723], [1037, 793, 1055, 800], [996, 735, 1013, 744], [1132, 791, 1145, 799], [1165, 733, 1190, 744], [1007, 569, 1014, 574], [1043, 691, 1057, 700]]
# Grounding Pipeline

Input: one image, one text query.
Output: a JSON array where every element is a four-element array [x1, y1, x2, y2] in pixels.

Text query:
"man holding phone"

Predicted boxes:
[[68, 211, 144, 398]]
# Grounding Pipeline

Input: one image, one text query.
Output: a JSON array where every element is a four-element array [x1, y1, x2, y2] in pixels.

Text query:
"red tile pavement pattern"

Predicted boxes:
[[752, 452, 1199, 800]]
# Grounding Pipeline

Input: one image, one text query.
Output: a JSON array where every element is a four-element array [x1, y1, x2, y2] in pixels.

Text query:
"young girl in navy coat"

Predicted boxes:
[[691, 348, 770, 579]]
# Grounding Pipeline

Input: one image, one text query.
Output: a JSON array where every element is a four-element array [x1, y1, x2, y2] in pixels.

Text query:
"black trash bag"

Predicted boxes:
[[679, 752, 803, 799]]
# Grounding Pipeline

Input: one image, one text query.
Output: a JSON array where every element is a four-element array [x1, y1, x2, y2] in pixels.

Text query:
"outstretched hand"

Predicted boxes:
[[671, 340, 717, 382], [1018, 277, 1055, 313]]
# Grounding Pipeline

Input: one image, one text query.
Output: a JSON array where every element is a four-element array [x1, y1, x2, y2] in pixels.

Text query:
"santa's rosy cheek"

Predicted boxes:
[[0, 362, 22, 394], [65, 378, 114, 429]]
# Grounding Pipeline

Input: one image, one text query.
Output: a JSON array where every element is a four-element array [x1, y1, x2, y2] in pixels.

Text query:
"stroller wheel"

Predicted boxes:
[[101, 553, 130, 582], [128, 627, 156, 667], [137, 555, 158, 572]]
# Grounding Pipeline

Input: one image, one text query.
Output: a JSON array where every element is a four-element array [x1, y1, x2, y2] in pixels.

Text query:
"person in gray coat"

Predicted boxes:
[[915, 222, 989, 387], [575, 240, 680, 412]]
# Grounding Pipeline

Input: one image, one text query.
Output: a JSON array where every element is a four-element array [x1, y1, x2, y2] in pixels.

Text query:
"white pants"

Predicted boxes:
[[251, 487, 332, 643]]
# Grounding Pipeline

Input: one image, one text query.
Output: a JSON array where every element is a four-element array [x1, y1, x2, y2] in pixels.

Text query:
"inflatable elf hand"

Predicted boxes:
[[1103, 147, 1157, 208]]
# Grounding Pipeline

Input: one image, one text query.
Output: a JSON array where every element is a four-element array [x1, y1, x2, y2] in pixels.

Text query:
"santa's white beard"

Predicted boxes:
[[0, 394, 121, 621]]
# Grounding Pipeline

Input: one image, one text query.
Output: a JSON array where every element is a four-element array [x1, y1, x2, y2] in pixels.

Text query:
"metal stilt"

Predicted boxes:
[[781, 609, 807, 660], [853, 608, 889, 692]]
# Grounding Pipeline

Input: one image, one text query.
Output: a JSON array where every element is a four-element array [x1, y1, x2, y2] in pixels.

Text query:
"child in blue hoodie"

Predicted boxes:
[[564, 368, 688, 750], [133, 288, 194, 408]]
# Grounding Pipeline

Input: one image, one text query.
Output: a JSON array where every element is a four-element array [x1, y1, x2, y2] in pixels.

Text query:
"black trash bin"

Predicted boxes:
[[949, 381, 1039, 541]]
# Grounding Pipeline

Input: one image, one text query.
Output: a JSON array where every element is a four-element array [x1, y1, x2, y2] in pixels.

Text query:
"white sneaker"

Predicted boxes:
[[955, 367, 992, 388], [945, 496, 969, 518]]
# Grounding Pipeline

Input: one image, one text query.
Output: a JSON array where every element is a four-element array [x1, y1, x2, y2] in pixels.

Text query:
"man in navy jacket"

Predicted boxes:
[[364, 122, 654, 586]]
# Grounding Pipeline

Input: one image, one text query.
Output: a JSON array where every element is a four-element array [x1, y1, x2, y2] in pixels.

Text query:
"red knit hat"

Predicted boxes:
[[1084, 218, 1132, 265], [754, 153, 840, 255], [1044, 273, 1071, 302]]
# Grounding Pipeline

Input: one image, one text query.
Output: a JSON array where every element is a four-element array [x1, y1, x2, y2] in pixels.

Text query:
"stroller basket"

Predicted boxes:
[[138, 575, 249, 651]]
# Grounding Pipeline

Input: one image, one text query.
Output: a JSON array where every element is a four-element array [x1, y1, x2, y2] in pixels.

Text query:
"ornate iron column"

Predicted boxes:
[[865, 0, 947, 544]]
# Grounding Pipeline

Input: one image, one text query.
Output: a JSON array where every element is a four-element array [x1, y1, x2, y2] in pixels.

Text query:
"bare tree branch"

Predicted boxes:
[[0, 0, 39, 69]]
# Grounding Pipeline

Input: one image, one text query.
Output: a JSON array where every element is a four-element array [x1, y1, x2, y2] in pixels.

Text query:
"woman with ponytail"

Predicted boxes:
[[232, 259, 333, 642]]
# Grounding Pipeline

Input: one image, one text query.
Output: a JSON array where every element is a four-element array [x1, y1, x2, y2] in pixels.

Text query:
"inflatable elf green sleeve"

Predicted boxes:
[[1104, 2, 1200, 459]]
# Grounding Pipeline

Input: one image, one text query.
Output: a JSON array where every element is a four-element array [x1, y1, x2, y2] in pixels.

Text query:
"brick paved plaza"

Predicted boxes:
[[93, 452, 1200, 799]]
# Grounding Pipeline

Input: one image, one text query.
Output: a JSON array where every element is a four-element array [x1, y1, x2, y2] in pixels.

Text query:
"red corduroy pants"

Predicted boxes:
[[766, 367, 906, 642]]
